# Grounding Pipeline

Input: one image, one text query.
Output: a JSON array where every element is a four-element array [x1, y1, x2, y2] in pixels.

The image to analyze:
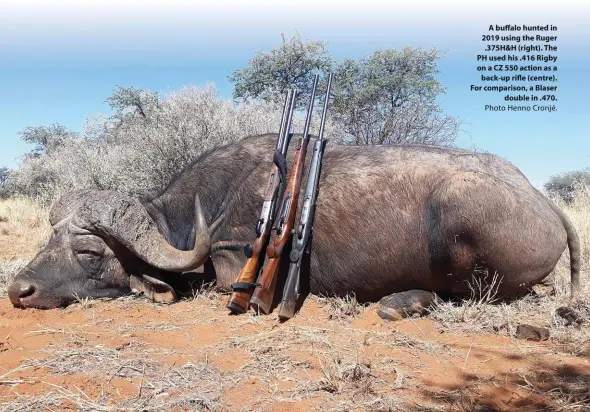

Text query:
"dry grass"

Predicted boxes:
[[516, 369, 590, 411], [0, 296, 425, 411], [1, 342, 224, 411], [0, 196, 51, 296], [0, 390, 222, 412], [0, 197, 51, 262], [221, 314, 448, 410], [318, 294, 368, 320]]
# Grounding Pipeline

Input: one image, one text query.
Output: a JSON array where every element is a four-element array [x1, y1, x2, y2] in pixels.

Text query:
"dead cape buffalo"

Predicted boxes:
[[8, 134, 580, 320]]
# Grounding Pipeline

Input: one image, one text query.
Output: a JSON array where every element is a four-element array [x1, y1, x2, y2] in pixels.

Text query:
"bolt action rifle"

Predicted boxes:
[[226, 89, 297, 314], [249, 74, 324, 315], [278, 74, 333, 320]]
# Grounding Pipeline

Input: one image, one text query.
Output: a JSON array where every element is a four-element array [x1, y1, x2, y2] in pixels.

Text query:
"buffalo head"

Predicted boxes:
[[8, 190, 211, 309]]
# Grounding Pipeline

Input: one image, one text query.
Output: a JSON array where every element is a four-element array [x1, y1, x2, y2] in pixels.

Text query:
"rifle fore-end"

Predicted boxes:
[[274, 143, 308, 241], [262, 166, 281, 200]]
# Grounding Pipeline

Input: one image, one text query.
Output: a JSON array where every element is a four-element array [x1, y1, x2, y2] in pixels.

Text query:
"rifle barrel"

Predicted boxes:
[[280, 90, 298, 154], [276, 89, 294, 150], [317, 73, 333, 142], [302, 75, 319, 143]]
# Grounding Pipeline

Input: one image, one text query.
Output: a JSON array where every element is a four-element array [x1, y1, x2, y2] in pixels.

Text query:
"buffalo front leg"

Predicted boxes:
[[377, 290, 437, 321]]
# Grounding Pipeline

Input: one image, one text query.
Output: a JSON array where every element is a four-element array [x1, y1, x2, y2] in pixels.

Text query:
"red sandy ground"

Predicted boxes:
[[1, 293, 588, 411]]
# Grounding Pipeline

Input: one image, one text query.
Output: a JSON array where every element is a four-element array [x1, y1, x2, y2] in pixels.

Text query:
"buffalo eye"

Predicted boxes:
[[76, 250, 104, 274]]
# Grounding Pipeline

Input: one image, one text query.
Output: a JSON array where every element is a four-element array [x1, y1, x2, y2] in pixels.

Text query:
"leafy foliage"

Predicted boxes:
[[106, 86, 161, 123], [229, 33, 333, 109], [333, 48, 459, 145], [18, 123, 78, 157], [229, 34, 460, 146], [545, 169, 590, 203]]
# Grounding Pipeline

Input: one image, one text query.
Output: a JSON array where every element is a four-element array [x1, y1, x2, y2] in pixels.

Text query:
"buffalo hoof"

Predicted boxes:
[[377, 290, 436, 322], [515, 324, 550, 341]]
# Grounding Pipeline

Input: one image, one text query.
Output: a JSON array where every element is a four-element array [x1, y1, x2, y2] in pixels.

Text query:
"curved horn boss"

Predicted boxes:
[[68, 190, 212, 272]]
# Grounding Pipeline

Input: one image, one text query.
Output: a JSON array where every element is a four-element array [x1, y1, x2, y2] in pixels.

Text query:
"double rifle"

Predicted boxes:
[[226, 73, 333, 318]]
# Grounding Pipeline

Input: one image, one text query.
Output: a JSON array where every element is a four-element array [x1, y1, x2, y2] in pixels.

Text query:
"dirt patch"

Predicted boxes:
[[1, 295, 588, 411]]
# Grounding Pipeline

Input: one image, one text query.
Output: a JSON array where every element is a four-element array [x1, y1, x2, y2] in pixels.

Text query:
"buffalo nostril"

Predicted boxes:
[[8, 281, 37, 306], [18, 283, 36, 298]]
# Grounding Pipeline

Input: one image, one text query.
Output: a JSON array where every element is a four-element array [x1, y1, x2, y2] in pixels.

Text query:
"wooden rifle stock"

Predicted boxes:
[[225, 207, 275, 313]]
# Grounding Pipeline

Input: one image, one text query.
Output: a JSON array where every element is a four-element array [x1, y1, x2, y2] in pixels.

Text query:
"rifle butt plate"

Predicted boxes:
[[249, 297, 271, 315], [278, 301, 297, 321], [226, 300, 248, 315]]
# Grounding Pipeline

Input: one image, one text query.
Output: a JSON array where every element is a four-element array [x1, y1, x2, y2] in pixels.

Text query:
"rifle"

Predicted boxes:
[[226, 89, 297, 314], [279, 74, 333, 321], [278, 74, 333, 320], [249, 74, 321, 315]]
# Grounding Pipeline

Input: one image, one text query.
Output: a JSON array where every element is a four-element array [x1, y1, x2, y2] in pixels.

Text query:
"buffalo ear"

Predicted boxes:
[[129, 274, 178, 304]]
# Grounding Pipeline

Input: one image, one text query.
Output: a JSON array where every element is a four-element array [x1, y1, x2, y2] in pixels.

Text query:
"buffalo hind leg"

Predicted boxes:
[[377, 290, 436, 321]]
